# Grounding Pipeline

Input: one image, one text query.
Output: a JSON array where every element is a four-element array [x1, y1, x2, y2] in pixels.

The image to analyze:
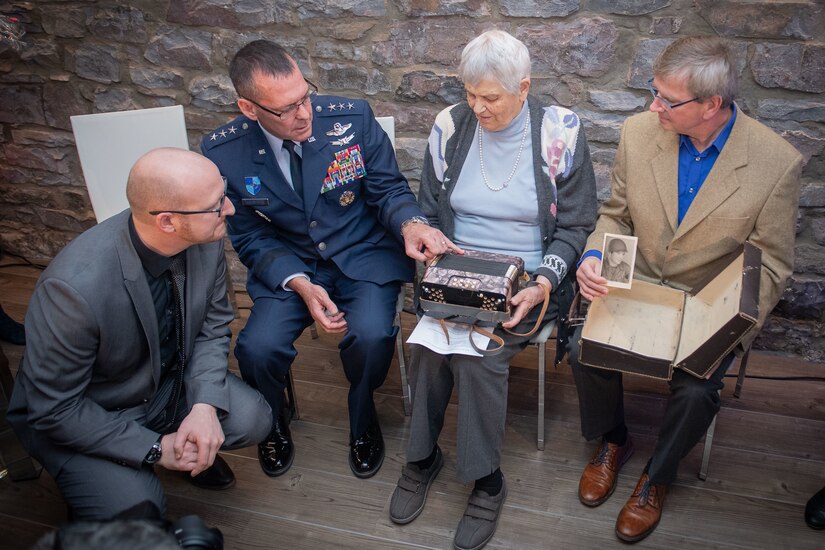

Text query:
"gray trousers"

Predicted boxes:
[[55, 373, 272, 520], [407, 302, 557, 482], [568, 324, 734, 486]]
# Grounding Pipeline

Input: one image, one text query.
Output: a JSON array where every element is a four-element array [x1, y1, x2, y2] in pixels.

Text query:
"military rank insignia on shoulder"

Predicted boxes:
[[313, 96, 365, 117], [203, 118, 251, 151]]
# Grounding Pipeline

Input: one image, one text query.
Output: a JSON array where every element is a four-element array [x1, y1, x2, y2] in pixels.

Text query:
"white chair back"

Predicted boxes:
[[71, 106, 189, 222], [376, 116, 396, 149]]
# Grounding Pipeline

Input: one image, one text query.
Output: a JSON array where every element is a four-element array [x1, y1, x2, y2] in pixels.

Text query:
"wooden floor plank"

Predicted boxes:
[[0, 513, 62, 550]]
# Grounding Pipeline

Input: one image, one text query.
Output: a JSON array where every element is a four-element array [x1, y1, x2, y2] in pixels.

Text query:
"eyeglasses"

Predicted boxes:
[[647, 79, 699, 111], [149, 178, 228, 217], [243, 79, 319, 120]]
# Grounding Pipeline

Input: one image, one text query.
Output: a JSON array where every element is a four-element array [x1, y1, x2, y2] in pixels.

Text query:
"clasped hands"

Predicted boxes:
[[158, 403, 224, 477]]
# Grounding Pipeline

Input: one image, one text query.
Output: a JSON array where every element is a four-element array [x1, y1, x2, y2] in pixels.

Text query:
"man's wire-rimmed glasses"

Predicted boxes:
[[243, 79, 319, 119], [647, 78, 699, 111]]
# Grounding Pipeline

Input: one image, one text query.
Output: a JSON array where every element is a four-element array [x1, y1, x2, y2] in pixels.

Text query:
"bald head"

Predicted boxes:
[[127, 148, 221, 221]]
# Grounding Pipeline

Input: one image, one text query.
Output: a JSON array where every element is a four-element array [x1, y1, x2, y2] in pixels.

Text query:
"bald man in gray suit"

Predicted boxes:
[[8, 148, 271, 520]]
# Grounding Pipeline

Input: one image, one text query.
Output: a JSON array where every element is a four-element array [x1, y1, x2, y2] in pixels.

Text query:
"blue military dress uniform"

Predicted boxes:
[[202, 96, 421, 439]]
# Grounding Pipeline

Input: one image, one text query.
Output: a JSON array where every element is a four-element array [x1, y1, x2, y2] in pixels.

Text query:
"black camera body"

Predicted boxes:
[[33, 514, 223, 550], [170, 515, 224, 549]]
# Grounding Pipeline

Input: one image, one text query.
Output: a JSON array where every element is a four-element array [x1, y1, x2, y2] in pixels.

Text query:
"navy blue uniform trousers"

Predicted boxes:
[[235, 260, 400, 439]]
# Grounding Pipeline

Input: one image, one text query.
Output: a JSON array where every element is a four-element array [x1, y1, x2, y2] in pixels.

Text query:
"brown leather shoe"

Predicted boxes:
[[615, 473, 667, 543], [578, 437, 634, 507]]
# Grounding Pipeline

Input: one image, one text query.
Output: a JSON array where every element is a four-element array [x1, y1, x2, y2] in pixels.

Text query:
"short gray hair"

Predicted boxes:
[[459, 30, 531, 95], [653, 36, 737, 108]]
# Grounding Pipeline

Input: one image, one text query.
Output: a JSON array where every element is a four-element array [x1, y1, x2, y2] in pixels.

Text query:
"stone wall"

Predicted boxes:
[[0, 0, 823, 360]]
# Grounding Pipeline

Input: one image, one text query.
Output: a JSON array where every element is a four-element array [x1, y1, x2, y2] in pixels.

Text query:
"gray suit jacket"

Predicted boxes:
[[8, 210, 234, 472]]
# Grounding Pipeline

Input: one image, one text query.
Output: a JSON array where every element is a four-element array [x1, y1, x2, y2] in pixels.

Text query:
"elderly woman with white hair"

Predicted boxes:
[[389, 30, 597, 549]]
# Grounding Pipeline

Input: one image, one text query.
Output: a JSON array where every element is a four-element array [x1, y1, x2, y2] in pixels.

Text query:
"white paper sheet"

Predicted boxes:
[[406, 316, 490, 357]]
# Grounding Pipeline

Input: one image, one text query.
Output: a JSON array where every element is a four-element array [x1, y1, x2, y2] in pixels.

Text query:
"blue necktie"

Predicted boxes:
[[283, 141, 304, 201]]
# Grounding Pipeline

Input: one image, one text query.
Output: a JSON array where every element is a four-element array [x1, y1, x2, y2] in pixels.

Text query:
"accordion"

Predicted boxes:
[[419, 249, 525, 325]]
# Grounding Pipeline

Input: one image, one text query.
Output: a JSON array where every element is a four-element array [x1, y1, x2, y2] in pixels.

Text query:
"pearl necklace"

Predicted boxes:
[[478, 114, 530, 192]]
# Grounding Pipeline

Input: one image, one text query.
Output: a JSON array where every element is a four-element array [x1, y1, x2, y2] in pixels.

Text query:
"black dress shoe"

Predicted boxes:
[[258, 416, 294, 477], [189, 454, 235, 490], [349, 419, 384, 479], [805, 485, 825, 529]]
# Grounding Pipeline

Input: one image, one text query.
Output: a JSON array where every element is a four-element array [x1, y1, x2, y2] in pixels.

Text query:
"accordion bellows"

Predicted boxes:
[[420, 249, 525, 325]]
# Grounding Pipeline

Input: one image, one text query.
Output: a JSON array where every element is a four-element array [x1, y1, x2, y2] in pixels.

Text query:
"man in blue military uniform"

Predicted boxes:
[[202, 40, 455, 479]]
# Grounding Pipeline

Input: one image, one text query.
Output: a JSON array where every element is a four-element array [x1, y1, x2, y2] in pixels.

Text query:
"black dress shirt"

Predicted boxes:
[[128, 218, 182, 377]]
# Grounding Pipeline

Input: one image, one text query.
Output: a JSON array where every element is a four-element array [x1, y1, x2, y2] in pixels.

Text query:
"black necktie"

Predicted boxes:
[[169, 256, 186, 360], [283, 141, 304, 201], [167, 255, 187, 422]]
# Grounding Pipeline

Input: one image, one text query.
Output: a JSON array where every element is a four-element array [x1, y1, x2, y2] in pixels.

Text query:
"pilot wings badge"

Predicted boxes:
[[331, 133, 355, 146], [325, 122, 352, 137]]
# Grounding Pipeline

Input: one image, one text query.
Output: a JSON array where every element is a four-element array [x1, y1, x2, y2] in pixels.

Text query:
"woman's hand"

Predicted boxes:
[[502, 276, 551, 329]]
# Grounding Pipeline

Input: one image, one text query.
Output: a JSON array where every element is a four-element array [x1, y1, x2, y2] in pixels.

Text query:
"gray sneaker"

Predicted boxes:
[[389, 446, 444, 524], [453, 476, 507, 550]]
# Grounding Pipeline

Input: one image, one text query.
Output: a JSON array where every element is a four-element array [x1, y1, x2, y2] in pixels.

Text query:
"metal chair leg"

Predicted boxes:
[[699, 347, 750, 480], [537, 342, 546, 451], [699, 411, 718, 480], [285, 370, 299, 421], [397, 313, 412, 416], [699, 389, 722, 481], [394, 288, 412, 415], [734, 346, 751, 399]]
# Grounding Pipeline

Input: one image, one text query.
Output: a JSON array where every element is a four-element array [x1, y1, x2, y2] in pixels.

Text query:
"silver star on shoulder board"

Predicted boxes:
[[328, 103, 337, 111], [219, 130, 227, 137], [228, 126, 237, 134], [347, 102, 354, 109], [210, 133, 218, 141], [338, 102, 345, 110]]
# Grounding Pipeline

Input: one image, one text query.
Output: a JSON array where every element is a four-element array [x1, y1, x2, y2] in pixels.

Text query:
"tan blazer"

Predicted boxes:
[[587, 109, 802, 346]]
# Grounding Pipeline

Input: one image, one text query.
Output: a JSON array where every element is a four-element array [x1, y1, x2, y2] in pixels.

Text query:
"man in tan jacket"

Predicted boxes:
[[570, 36, 802, 543]]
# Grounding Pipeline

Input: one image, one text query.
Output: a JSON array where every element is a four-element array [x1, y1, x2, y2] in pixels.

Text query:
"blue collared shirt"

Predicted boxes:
[[677, 105, 737, 223], [578, 105, 738, 267]]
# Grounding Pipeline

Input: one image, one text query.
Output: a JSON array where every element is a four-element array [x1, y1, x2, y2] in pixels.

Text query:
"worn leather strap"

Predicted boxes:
[[469, 325, 505, 355], [436, 318, 506, 355], [435, 281, 550, 357], [438, 319, 451, 344]]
